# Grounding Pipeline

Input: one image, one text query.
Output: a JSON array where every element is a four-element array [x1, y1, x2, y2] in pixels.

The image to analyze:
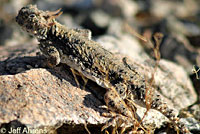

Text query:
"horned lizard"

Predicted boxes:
[[16, 5, 190, 133]]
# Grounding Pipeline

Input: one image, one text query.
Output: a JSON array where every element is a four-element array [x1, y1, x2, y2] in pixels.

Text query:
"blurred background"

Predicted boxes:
[[0, 0, 200, 90]]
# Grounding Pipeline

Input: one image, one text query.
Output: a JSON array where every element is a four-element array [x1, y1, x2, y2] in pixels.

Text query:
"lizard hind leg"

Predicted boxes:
[[70, 68, 80, 88], [79, 73, 88, 90], [70, 68, 88, 89], [102, 87, 138, 133], [101, 111, 131, 134]]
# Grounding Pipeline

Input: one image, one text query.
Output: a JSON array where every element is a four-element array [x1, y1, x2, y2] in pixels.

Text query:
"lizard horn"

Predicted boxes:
[[47, 8, 63, 18], [43, 8, 63, 27]]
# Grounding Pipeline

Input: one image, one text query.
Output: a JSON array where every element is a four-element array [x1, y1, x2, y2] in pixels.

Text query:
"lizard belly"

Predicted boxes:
[[60, 55, 109, 89]]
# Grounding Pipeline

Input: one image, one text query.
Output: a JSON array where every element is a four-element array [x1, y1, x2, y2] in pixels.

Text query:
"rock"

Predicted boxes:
[[151, 0, 198, 18], [78, 10, 110, 36], [0, 33, 198, 133], [0, 21, 13, 46], [180, 117, 200, 134], [187, 104, 200, 122], [135, 15, 199, 73], [0, 68, 107, 133], [0, 0, 30, 46]]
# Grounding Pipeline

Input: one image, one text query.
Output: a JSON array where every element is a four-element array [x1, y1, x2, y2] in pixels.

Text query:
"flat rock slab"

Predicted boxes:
[[0, 68, 107, 133], [0, 34, 198, 133]]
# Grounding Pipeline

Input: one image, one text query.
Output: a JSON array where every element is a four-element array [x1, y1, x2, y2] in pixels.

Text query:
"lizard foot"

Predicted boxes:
[[101, 112, 132, 134]]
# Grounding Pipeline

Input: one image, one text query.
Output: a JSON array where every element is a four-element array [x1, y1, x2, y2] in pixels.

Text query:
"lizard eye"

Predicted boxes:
[[29, 14, 36, 18]]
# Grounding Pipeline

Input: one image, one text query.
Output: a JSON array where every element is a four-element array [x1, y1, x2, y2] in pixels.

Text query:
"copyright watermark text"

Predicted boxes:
[[0, 127, 47, 134]]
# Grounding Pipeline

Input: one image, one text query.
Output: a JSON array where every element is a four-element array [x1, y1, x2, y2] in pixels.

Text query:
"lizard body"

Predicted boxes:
[[16, 5, 189, 133]]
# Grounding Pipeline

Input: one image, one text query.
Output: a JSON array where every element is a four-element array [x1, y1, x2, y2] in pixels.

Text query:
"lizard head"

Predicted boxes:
[[16, 5, 62, 37]]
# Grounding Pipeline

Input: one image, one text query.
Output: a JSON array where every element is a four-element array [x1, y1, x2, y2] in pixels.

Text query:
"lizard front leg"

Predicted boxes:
[[38, 40, 61, 68], [39, 40, 89, 89]]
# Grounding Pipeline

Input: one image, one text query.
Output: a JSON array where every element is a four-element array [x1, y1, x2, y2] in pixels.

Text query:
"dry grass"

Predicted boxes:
[[122, 22, 163, 134]]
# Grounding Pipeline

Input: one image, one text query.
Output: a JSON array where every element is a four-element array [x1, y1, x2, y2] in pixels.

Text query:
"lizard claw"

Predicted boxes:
[[101, 112, 132, 134]]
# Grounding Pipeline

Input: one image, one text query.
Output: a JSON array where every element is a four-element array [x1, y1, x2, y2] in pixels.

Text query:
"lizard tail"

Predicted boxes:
[[151, 94, 190, 134]]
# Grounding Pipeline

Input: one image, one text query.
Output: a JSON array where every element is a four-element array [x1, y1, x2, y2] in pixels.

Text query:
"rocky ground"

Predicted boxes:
[[0, 0, 200, 134]]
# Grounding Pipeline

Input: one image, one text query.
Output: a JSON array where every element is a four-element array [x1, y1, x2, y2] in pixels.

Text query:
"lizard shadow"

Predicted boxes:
[[47, 63, 108, 115], [0, 55, 46, 75], [44, 63, 106, 113], [82, 81, 107, 114]]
